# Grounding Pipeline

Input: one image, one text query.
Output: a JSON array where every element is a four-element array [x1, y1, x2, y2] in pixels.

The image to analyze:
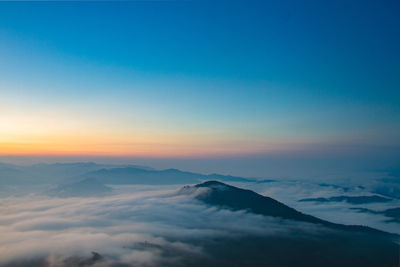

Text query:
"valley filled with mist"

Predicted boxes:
[[0, 162, 399, 266]]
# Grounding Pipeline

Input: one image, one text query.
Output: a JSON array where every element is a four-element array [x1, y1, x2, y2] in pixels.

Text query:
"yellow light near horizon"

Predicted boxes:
[[0, 138, 272, 157], [0, 124, 277, 157], [0, 109, 280, 157]]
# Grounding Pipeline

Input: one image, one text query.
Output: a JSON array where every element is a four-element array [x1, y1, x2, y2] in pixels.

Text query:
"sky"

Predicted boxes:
[[0, 0, 399, 175]]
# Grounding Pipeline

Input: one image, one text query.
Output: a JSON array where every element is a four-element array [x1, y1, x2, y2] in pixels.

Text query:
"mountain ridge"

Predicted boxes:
[[181, 180, 399, 238]]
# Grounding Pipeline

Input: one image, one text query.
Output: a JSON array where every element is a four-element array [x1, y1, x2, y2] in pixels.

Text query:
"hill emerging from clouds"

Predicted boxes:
[[2, 180, 398, 267]]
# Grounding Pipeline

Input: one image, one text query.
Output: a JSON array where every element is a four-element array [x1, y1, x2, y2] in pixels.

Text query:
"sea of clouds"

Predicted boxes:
[[0, 185, 321, 267]]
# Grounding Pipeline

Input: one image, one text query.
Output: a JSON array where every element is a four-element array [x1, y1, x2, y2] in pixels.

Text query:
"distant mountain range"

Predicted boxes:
[[0, 162, 260, 186], [0, 162, 153, 185], [79, 166, 256, 185]]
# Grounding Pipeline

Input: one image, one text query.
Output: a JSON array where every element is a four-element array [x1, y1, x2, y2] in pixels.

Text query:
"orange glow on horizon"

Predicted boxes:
[[0, 142, 271, 158], [0, 110, 300, 158], [0, 133, 282, 158]]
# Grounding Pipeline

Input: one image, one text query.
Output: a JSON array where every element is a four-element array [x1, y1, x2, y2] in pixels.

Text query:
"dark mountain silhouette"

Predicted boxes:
[[180, 181, 398, 237], [174, 181, 400, 266], [299, 195, 392, 204]]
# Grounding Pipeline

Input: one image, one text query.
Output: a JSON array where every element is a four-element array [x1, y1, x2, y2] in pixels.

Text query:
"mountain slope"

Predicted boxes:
[[180, 181, 397, 237], [175, 181, 400, 267]]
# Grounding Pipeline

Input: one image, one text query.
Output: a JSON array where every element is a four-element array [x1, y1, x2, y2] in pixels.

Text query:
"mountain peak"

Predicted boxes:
[[195, 180, 232, 189]]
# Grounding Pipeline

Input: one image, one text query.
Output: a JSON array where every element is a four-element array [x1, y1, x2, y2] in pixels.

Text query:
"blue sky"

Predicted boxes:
[[0, 0, 399, 169]]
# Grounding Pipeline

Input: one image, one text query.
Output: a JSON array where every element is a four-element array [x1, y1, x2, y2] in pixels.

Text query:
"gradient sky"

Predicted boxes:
[[0, 0, 399, 160]]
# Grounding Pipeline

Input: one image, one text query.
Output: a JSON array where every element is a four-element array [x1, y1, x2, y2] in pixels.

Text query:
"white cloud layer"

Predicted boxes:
[[0, 186, 320, 266]]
